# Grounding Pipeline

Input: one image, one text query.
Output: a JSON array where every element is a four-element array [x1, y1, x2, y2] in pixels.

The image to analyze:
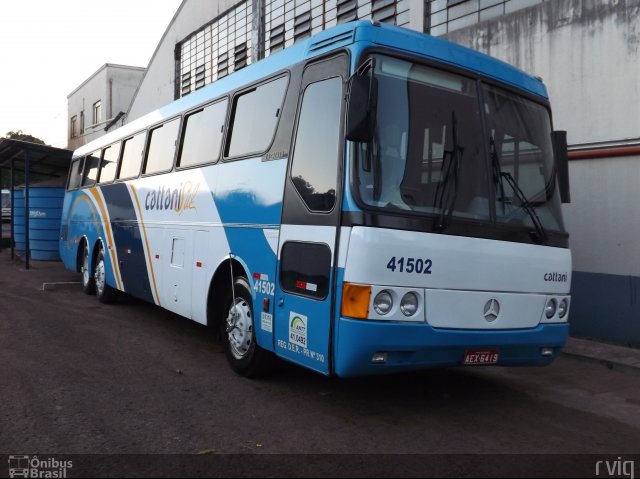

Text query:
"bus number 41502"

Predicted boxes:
[[386, 256, 432, 274]]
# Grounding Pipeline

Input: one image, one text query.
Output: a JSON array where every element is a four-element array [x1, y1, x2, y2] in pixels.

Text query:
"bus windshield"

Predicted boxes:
[[354, 54, 564, 234]]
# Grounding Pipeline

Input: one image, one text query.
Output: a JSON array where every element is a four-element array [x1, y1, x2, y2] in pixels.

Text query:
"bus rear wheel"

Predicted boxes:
[[81, 243, 95, 295], [223, 276, 272, 377], [95, 246, 118, 304]]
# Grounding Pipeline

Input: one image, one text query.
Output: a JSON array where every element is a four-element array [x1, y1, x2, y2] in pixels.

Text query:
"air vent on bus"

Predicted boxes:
[[308, 31, 354, 54]]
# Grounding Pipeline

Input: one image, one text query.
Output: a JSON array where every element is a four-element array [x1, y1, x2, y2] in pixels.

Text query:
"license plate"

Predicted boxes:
[[463, 349, 499, 365]]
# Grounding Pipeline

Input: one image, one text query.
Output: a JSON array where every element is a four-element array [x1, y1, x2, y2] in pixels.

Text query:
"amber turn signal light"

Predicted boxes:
[[341, 283, 371, 319]]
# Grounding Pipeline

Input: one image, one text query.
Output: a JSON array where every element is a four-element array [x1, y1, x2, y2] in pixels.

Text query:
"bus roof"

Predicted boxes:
[[75, 20, 548, 157]]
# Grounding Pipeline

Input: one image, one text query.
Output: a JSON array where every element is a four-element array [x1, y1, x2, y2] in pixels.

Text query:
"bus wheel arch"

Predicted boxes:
[[207, 258, 272, 377], [206, 258, 247, 332]]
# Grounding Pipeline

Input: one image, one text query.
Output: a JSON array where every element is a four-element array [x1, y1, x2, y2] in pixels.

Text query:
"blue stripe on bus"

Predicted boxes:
[[100, 183, 154, 303]]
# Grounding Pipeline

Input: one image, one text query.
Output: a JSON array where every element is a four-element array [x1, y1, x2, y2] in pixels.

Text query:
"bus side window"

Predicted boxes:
[[67, 158, 84, 191], [81, 151, 100, 187], [144, 118, 180, 174], [225, 75, 288, 158], [178, 98, 228, 168], [99, 143, 120, 184], [118, 132, 146, 180]]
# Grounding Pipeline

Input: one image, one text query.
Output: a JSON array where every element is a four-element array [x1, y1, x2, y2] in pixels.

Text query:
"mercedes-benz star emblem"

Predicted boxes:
[[483, 299, 500, 322]]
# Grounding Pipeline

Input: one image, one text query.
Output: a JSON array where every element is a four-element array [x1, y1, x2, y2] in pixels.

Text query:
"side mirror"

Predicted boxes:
[[345, 75, 377, 143], [552, 130, 570, 204]]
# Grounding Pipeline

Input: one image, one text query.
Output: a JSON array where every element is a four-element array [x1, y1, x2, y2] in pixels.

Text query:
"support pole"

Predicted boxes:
[[0, 167, 3, 252], [24, 149, 30, 270], [10, 159, 14, 260]]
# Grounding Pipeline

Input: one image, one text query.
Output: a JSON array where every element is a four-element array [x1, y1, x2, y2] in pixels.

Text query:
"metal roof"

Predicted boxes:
[[0, 139, 72, 180]]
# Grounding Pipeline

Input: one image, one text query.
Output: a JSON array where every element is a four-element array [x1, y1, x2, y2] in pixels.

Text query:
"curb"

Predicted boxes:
[[561, 337, 640, 376]]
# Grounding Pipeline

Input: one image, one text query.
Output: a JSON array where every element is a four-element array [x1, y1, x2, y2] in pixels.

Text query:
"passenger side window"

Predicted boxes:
[[178, 99, 228, 168], [118, 132, 146, 179], [290, 77, 342, 212], [99, 144, 120, 184], [81, 151, 100, 187], [67, 158, 83, 191], [144, 118, 180, 174], [225, 75, 288, 158]]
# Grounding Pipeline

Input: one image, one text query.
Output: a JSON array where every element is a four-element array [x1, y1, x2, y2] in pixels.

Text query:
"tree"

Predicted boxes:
[[0, 131, 48, 188], [1, 130, 47, 145]]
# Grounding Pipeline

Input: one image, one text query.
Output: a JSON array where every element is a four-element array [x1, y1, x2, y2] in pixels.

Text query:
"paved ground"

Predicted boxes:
[[1, 251, 639, 477]]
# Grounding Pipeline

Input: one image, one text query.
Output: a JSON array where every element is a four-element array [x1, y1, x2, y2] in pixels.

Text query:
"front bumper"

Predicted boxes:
[[333, 317, 569, 377]]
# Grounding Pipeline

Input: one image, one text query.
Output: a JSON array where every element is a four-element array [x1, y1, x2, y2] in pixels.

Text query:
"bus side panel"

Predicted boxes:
[[213, 157, 288, 352], [100, 183, 154, 303], [127, 168, 227, 322], [59, 191, 78, 272], [59, 188, 120, 293]]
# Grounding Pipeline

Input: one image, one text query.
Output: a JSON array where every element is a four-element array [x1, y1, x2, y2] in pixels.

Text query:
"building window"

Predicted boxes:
[[337, 0, 358, 24], [371, 0, 397, 23], [217, 52, 229, 79], [70, 116, 77, 139], [269, 24, 285, 53], [428, 0, 518, 36], [294, 12, 312, 41], [234, 42, 248, 70], [80, 111, 85, 135], [176, 1, 253, 98], [93, 100, 102, 125], [264, 0, 408, 57]]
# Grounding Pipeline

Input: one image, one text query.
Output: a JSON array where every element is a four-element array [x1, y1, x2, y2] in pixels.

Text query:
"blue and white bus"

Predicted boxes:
[[60, 21, 572, 377]]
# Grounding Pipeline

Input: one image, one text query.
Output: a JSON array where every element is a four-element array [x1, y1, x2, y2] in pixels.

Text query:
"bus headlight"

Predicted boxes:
[[400, 292, 419, 317], [373, 290, 393, 315], [558, 298, 568, 318], [544, 298, 557, 319]]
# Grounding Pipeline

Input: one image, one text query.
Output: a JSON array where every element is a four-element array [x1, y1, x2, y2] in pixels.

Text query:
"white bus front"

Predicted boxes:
[[334, 53, 570, 376]]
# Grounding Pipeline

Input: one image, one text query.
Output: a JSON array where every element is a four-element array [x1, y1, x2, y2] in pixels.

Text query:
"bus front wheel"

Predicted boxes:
[[223, 276, 271, 377]]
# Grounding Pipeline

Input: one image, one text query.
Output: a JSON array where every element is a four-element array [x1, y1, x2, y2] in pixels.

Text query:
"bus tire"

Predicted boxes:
[[81, 243, 96, 295], [95, 246, 118, 304], [223, 276, 272, 377]]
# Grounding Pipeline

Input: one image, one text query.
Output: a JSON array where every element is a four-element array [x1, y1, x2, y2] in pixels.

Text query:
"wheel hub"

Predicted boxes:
[[82, 249, 90, 285], [226, 298, 253, 360], [95, 258, 105, 295]]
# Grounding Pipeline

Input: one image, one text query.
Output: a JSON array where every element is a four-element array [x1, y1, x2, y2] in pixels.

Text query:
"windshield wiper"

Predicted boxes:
[[490, 136, 548, 243], [434, 112, 463, 232], [500, 171, 548, 244], [489, 136, 507, 214]]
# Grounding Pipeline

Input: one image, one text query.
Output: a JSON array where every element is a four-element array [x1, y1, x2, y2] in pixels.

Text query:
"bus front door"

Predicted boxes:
[[273, 55, 347, 375]]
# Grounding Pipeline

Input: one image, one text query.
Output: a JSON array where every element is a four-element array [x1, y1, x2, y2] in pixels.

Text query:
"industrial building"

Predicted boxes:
[[67, 64, 145, 151]]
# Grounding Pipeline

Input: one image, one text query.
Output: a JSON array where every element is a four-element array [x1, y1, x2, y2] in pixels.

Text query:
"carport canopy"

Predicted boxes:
[[0, 138, 73, 269]]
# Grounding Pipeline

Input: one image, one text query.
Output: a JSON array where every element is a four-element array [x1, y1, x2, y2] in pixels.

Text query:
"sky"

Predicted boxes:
[[0, 0, 183, 148]]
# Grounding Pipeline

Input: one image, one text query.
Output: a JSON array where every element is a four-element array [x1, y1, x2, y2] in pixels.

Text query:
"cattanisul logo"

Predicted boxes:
[[144, 181, 199, 214]]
